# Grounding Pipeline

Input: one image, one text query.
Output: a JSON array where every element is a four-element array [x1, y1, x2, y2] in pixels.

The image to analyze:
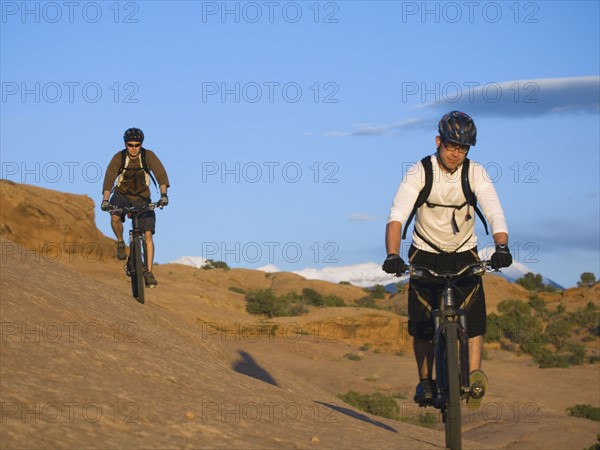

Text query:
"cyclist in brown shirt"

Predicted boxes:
[[101, 128, 170, 287]]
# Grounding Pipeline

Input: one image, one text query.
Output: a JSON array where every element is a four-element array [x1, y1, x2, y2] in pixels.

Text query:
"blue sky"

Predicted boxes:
[[1, 1, 599, 287]]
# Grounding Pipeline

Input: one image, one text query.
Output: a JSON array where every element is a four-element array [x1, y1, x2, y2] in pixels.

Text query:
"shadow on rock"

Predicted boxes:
[[315, 401, 398, 433], [233, 350, 279, 387]]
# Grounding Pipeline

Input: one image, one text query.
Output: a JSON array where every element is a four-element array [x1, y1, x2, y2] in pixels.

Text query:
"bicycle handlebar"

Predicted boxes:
[[106, 202, 162, 215], [406, 260, 494, 282]]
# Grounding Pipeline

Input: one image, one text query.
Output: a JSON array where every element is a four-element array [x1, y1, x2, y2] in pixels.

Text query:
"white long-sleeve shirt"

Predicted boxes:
[[388, 155, 508, 253]]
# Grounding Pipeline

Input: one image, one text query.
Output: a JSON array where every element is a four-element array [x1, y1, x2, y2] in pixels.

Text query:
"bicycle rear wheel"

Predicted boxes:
[[444, 322, 462, 449], [131, 237, 145, 304]]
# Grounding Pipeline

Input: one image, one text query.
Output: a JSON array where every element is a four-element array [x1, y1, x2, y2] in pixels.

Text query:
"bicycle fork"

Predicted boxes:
[[432, 308, 471, 406]]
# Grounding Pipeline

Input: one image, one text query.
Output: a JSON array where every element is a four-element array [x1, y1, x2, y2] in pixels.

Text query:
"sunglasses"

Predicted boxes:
[[126, 143, 142, 149], [443, 141, 469, 154]]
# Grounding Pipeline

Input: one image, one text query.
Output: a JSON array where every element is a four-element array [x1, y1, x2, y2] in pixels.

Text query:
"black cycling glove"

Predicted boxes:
[[382, 254, 407, 275], [100, 200, 112, 211], [490, 244, 512, 270], [157, 193, 169, 207]]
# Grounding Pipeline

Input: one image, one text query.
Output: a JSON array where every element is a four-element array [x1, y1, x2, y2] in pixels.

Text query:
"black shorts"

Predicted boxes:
[[407, 245, 486, 340], [109, 191, 156, 235]]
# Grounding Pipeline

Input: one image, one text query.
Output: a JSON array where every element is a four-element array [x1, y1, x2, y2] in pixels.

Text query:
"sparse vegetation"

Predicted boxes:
[[369, 284, 387, 299], [339, 281, 352, 285], [244, 288, 346, 317], [337, 391, 437, 428], [516, 272, 557, 292], [566, 404, 600, 421], [202, 259, 230, 270], [577, 272, 597, 288], [486, 298, 599, 368], [355, 296, 380, 309], [229, 286, 247, 295], [337, 391, 399, 420], [359, 343, 372, 352], [343, 353, 363, 361]]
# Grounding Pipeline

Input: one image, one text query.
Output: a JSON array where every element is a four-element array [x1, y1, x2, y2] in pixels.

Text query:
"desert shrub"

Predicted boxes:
[[516, 272, 557, 292], [566, 404, 600, 421], [534, 348, 569, 368], [302, 288, 324, 306], [564, 343, 586, 365], [577, 272, 597, 288], [359, 343, 372, 352], [343, 353, 363, 361], [337, 391, 399, 420], [245, 289, 288, 317], [202, 259, 230, 270], [339, 281, 352, 285], [288, 303, 308, 316], [370, 284, 387, 299], [356, 296, 380, 309], [323, 294, 345, 307], [543, 318, 573, 347], [528, 294, 548, 316], [490, 300, 543, 345]]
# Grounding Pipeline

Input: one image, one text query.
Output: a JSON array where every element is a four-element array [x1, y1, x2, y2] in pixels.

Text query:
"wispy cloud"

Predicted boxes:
[[419, 76, 600, 117], [348, 213, 379, 222], [324, 76, 599, 137], [324, 118, 432, 137]]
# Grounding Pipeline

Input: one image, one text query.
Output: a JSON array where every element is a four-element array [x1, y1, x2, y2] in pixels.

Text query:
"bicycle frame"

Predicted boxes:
[[409, 260, 490, 450], [108, 202, 160, 304]]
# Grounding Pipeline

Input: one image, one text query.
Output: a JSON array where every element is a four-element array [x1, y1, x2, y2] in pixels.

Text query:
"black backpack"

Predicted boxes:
[[118, 148, 158, 190], [402, 156, 489, 245]]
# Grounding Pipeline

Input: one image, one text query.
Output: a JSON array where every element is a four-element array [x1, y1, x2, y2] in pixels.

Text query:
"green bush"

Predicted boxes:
[[528, 294, 548, 316], [370, 284, 387, 299], [245, 289, 288, 317], [566, 404, 600, 421], [202, 259, 230, 270], [302, 288, 324, 306], [359, 343, 372, 352], [492, 300, 543, 345], [323, 294, 345, 307], [577, 272, 597, 288], [356, 296, 380, 309], [516, 272, 557, 292], [543, 318, 573, 347], [337, 391, 399, 420]]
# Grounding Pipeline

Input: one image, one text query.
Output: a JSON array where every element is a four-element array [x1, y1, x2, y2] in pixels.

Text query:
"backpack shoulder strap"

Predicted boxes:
[[461, 158, 489, 235], [402, 156, 433, 239], [119, 149, 127, 173], [140, 148, 158, 190]]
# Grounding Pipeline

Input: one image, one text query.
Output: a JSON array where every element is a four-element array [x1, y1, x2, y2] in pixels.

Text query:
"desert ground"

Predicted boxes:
[[1, 180, 599, 449]]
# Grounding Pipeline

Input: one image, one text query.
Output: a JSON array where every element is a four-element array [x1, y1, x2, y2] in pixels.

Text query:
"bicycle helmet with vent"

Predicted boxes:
[[438, 111, 477, 147], [123, 127, 144, 143]]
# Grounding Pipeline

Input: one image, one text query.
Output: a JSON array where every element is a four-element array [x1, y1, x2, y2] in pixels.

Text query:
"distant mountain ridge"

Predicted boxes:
[[171, 255, 564, 290], [171, 250, 564, 292]]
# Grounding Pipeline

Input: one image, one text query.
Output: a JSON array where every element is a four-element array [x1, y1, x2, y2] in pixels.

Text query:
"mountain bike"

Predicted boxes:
[[406, 260, 492, 450], [107, 202, 161, 304]]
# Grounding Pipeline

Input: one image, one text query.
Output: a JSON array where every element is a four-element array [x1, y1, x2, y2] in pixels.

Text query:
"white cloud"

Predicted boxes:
[[349, 213, 379, 222]]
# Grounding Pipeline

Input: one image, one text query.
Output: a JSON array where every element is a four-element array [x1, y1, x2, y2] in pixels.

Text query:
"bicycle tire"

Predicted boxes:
[[132, 237, 145, 304], [445, 322, 462, 450]]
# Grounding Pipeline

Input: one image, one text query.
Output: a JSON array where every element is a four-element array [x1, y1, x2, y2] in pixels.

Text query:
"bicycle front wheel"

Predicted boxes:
[[444, 322, 462, 450], [131, 237, 145, 304]]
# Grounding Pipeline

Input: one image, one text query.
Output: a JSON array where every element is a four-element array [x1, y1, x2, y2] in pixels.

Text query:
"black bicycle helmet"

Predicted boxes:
[[123, 127, 144, 143], [438, 111, 477, 146]]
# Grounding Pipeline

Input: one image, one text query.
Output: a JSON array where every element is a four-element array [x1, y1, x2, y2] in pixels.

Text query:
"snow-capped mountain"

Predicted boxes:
[[170, 256, 208, 269]]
